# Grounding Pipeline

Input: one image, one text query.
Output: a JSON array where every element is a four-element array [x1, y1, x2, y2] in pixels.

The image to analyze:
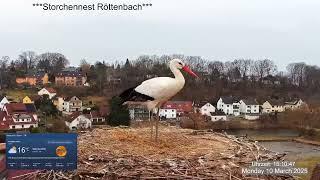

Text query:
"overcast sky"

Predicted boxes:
[[0, 0, 320, 70]]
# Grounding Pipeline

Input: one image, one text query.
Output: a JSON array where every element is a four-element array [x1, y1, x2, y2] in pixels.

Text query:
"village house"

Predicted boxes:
[[284, 99, 305, 110], [56, 96, 83, 113], [55, 71, 87, 86], [210, 111, 227, 122], [89, 111, 106, 125], [16, 72, 49, 86], [196, 102, 216, 116], [162, 101, 193, 116], [239, 99, 260, 114], [3, 103, 38, 120], [159, 104, 177, 119], [65, 112, 91, 130], [261, 75, 281, 85], [0, 96, 10, 110], [262, 100, 285, 113], [22, 96, 33, 104], [0, 103, 38, 130], [38, 87, 57, 99], [217, 97, 240, 116], [129, 105, 150, 121]]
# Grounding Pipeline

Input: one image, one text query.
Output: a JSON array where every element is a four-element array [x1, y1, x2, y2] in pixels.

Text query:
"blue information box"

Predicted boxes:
[[6, 133, 77, 170]]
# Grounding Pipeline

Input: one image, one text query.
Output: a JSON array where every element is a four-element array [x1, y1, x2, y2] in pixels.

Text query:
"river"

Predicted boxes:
[[226, 129, 320, 160]]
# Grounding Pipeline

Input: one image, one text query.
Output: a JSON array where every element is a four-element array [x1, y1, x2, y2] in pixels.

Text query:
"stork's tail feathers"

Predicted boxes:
[[118, 87, 155, 106], [119, 87, 136, 105]]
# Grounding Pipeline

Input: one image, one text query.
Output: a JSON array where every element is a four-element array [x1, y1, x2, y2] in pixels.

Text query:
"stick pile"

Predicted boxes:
[[30, 126, 293, 179]]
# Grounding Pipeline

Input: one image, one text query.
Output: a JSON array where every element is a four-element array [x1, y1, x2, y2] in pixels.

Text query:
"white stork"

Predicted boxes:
[[119, 59, 198, 141]]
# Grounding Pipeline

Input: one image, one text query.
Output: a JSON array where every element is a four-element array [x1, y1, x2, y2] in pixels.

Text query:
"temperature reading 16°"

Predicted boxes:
[[18, 147, 29, 153]]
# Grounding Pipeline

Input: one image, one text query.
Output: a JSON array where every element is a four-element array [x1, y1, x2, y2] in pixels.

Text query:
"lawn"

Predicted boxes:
[[82, 96, 108, 107], [0, 88, 38, 101], [295, 156, 320, 180]]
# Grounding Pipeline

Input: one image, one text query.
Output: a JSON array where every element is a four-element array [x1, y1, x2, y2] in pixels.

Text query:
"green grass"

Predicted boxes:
[[295, 156, 320, 180], [82, 96, 107, 107], [1, 89, 37, 101]]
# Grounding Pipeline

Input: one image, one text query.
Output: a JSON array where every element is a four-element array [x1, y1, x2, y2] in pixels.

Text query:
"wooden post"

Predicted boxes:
[[311, 163, 320, 180]]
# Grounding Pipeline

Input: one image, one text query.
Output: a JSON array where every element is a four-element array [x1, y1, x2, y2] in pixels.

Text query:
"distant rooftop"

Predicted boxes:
[[220, 96, 240, 104], [241, 99, 259, 105]]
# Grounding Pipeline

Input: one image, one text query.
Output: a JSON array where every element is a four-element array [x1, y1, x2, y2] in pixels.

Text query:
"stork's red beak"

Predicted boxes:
[[182, 66, 199, 78]]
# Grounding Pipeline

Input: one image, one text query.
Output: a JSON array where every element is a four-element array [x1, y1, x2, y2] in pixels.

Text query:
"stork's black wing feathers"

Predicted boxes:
[[119, 86, 154, 104]]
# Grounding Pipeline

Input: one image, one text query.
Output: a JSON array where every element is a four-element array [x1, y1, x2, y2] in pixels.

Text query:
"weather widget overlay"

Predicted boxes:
[[6, 133, 77, 170]]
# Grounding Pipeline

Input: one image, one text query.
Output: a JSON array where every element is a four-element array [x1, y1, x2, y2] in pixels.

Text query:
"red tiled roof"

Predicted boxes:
[[90, 110, 107, 118], [162, 101, 193, 113], [0, 111, 37, 130], [44, 87, 57, 93], [4, 103, 27, 114]]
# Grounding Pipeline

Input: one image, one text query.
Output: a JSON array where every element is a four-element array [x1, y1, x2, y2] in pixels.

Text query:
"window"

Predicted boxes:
[[172, 110, 174, 112], [12, 126, 15, 129], [22, 125, 24, 128]]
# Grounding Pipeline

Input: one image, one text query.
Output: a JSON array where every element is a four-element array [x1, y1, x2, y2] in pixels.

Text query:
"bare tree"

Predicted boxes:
[[232, 59, 253, 79], [37, 52, 69, 73], [0, 56, 10, 88], [287, 62, 307, 87], [80, 59, 91, 74], [17, 51, 37, 73], [253, 59, 277, 80]]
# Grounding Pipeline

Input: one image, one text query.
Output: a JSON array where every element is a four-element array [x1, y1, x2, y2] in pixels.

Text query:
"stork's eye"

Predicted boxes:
[[178, 62, 183, 65]]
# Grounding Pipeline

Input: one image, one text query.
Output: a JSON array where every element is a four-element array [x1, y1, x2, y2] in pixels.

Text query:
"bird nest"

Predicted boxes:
[[29, 126, 293, 179]]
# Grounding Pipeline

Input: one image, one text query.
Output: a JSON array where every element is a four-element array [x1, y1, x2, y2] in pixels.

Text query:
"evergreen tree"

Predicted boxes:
[[108, 97, 130, 126], [34, 95, 58, 116]]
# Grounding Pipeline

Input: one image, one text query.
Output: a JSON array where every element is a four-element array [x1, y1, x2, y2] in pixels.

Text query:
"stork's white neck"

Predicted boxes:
[[170, 63, 185, 85]]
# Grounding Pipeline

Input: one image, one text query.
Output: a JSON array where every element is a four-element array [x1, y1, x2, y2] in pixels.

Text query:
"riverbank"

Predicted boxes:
[[294, 137, 320, 146], [209, 119, 320, 145], [227, 129, 320, 146]]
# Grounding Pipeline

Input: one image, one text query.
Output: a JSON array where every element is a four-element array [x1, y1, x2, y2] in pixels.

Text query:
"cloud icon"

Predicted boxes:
[[8, 146, 17, 154]]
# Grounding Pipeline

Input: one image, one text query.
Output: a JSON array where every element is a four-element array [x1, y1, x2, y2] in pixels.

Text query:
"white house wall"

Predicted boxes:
[[67, 115, 92, 130], [239, 101, 259, 114], [159, 109, 177, 119], [0, 97, 9, 110], [217, 98, 240, 116], [9, 123, 38, 129], [200, 103, 215, 116]]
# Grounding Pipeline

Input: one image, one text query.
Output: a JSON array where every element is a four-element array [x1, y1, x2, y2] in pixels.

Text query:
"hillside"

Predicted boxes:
[[32, 126, 292, 179]]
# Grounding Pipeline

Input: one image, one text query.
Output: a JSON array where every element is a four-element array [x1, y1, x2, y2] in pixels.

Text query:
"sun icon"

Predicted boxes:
[[56, 146, 67, 157]]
